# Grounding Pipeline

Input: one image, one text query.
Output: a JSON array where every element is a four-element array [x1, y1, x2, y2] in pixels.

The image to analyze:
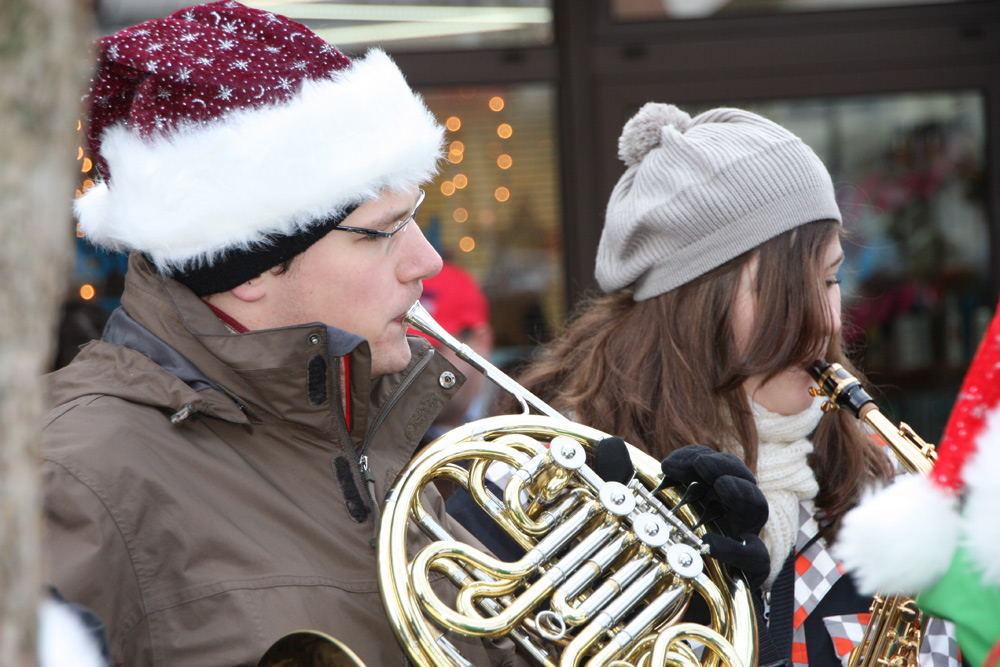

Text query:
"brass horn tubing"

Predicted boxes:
[[449, 510, 603, 616], [504, 453, 548, 534], [379, 439, 545, 667], [379, 495, 442, 667], [505, 460, 593, 537], [458, 516, 622, 623], [456, 570, 524, 616], [591, 583, 691, 665], [406, 302, 563, 419], [536, 515, 621, 586], [423, 552, 552, 666], [463, 435, 546, 548], [649, 623, 746, 667], [522, 489, 593, 542], [509, 496, 602, 573], [689, 571, 734, 640], [596, 579, 690, 665], [627, 632, 700, 667], [463, 463, 537, 552], [407, 442, 538, 545], [549, 536, 647, 627], [536, 461, 577, 505], [414, 542, 557, 637], [410, 501, 605, 637], [559, 563, 674, 667]]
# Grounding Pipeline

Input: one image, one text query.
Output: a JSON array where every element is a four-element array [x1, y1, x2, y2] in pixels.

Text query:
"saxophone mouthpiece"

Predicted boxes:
[[806, 359, 830, 383], [808, 359, 873, 418]]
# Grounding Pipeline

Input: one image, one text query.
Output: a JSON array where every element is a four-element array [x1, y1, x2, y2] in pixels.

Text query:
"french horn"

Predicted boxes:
[[260, 303, 758, 667]]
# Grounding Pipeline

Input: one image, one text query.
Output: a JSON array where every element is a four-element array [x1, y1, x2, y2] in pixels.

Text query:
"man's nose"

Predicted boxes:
[[398, 221, 442, 282]]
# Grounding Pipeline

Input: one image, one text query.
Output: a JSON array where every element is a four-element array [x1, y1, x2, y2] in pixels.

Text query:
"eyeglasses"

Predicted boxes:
[[334, 189, 426, 255]]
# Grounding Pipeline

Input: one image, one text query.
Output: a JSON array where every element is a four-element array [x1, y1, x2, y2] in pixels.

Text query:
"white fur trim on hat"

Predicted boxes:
[[962, 404, 1000, 585], [75, 49, 444, 274], [834, 474, 960, 594]]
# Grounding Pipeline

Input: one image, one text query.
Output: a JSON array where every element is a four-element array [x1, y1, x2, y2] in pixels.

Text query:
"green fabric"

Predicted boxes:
[[917, 546, 1000, 666]]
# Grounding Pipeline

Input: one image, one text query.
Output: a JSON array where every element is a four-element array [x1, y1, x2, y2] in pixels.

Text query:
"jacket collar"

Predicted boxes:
[[103, 253, 450, 447]]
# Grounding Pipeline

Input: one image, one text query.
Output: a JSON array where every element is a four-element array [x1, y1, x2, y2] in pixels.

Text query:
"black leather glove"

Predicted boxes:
[[659, 444, 770, 590]]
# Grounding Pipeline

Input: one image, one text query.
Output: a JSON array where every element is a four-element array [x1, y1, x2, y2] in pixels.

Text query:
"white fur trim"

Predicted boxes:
[[834, 475, 959, 594], [38, 599, 106, 667], [75, 49, 444, 273], [962, 404, 1000, 585]]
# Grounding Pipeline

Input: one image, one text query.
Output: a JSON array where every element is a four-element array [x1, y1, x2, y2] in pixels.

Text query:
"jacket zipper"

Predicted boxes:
[[359, 454, 380, 548], [329, 359, 365, 521], [337, 347, 436, 548]]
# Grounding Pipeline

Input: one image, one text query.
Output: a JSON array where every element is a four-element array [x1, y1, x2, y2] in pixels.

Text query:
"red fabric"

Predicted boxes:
[[411, 262, 489, 342], [934, 306, 1000, 492], [205, 302, 248, 333], [86, 1, 351, 178], [792, 641, 809, 664], [833, 636, 854, 657], [340, 356, 351, 432]]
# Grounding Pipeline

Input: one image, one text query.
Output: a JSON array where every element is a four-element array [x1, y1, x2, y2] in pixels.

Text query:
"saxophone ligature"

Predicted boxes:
[[807, 360, 937, 667], [260, 302, 759, 667]]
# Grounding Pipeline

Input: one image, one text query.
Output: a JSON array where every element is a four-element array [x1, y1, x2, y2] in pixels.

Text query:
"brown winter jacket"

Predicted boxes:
[[42, 254, 522, 666]]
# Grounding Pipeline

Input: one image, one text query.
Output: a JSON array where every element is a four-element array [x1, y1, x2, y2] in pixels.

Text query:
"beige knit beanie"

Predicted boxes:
[[596, 103, 842, 301]]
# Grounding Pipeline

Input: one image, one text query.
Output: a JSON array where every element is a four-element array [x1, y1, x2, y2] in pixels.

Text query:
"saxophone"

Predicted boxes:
[[807, 361, 937, 667]]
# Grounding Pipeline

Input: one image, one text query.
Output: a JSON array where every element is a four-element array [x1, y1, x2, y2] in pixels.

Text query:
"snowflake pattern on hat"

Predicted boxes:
[[87, 1, 350, 179]]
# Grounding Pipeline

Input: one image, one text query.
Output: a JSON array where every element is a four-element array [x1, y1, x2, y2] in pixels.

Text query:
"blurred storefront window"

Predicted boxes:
[[418, 84, 564, 363], [609, 0, 971, 21], [694, 91, 988, 438], [241, 1, 553, 52]]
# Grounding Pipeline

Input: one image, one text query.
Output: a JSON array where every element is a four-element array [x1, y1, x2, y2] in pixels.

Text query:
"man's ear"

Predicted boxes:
[[230, 275, 267, 303]]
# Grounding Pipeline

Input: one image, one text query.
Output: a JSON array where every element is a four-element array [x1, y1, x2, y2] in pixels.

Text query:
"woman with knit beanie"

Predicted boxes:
[[504, 103, 962, 667]]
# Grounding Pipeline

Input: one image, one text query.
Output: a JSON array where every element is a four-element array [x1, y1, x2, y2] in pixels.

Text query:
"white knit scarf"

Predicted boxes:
[[751, 395, 824, 589]]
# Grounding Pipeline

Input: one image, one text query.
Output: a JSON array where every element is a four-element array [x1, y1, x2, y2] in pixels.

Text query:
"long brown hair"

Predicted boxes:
[[510, 220, 892, 542]]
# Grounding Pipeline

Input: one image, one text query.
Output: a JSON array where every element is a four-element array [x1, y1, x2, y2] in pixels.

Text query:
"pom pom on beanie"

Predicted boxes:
[[618, 104, 693, 168]]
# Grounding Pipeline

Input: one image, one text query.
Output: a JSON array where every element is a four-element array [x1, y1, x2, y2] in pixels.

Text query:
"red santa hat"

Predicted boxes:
[[837, 303, 1000, 592], [75, 1, 444, 296]]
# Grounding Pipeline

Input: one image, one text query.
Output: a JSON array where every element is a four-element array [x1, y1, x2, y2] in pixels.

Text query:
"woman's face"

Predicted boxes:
[[733, 233, 844, 415]]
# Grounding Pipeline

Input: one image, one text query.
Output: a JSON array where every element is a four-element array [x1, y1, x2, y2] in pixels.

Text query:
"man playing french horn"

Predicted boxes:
[[41, 3, 529, 665]]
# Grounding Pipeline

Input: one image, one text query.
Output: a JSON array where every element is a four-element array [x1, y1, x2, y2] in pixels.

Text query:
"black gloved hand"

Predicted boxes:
[[659, 444, 771, 590]]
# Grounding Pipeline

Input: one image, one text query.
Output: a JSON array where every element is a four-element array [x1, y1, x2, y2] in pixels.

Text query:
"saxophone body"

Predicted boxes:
[[807, 361, 937, 667]]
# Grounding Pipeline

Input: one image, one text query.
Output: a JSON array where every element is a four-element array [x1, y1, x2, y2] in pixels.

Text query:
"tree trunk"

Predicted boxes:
[[0, 1, 93, 664]]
